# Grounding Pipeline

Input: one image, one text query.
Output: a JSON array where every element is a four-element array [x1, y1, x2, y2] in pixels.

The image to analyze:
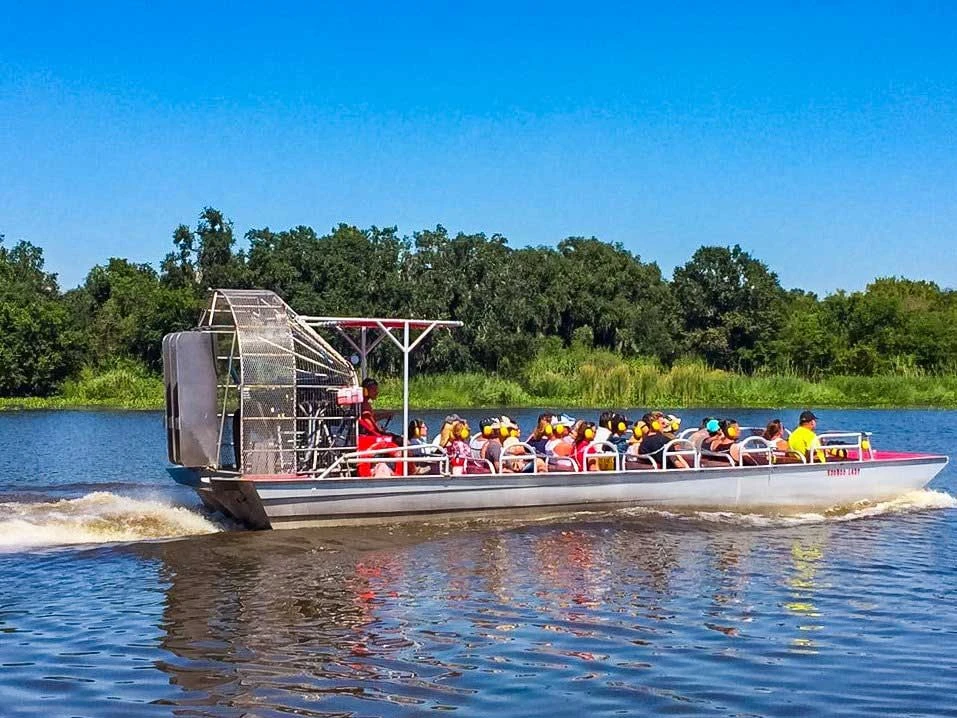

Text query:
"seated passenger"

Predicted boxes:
[[600, 412, 630, 453], [526, 413, 554, 455], [688, 417, 719, 449], [706, 419, 743, 462], [762, 419, 790, 452], [573, 421, 602, 471], [407, 419, 440, 474], [445, 420, 474, 474], [789, 410, 825, 462], [500, 436, 546, 473], [637, 413, 690, 469], [470, 416, 495, 458]]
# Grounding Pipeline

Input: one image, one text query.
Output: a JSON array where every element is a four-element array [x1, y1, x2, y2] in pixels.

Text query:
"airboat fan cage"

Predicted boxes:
[[163, 289, 462, 478], [165, 289, 359, 475]]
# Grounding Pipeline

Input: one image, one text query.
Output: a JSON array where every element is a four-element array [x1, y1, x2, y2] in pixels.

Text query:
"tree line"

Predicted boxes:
[[2, 207, 956, 397]]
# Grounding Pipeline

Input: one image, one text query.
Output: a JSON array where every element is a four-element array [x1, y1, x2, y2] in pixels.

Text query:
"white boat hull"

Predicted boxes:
[[185, 454, 949, 529]]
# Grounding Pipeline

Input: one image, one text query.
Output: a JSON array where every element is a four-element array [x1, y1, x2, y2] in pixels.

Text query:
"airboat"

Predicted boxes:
[[163, 290, 948, 529]]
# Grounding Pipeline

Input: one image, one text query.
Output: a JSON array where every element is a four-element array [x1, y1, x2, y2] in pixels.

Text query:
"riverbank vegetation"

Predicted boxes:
[[2, 207, 957, 409]]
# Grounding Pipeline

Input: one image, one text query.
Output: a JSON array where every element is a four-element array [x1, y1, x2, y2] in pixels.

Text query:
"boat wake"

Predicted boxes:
[[0, 491, 222, 550], [619, 489, 957, 527]]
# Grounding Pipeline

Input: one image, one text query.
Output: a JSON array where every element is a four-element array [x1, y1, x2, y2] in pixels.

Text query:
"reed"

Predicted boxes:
[[0, 362, 165, 411]]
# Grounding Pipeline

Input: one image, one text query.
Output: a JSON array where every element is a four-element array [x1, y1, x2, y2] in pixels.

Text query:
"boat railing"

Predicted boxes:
[[678, 428, 698, 441], [662, 438, 699, 469], [735, 436, 775, 466], [314, 444, 451, 479], [588, 441, 622, 472], [809, 432, 874, 462], [502, 442, 540, 474]]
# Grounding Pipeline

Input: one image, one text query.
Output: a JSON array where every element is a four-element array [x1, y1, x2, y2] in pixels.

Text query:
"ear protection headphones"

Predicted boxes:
[[726, 425, 739, 439], [499, 425, 510, 438], [543, 424, 553, 435], [651, 419, 662, 432], [458, 427, 470, 440], [555, 424, 567, 436], [616, 421, 626, 433], [583, 427, 595, 440], [510, 428, 519, 438], [415, 424, 424, 438], [482, 425, 493, 437]]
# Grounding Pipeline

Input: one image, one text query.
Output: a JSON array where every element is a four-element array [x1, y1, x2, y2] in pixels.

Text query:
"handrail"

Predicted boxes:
[[735, 436, 774, 466], [662, 438, 698, 469], [809, 432, 871, 463], [624, 452, 658, 470], [587, 440, 621, 472], [501, 441, 539, 474]]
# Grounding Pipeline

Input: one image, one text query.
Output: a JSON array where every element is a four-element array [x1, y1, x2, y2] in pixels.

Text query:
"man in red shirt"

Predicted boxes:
[[358, 377, 392, 437]]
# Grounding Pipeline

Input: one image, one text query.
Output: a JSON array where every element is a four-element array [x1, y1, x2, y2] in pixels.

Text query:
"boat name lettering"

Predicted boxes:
[[827, 467, 860, 477]]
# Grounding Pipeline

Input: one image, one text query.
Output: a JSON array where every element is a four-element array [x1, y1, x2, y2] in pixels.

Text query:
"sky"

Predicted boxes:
[[1, 1, 955, 294]]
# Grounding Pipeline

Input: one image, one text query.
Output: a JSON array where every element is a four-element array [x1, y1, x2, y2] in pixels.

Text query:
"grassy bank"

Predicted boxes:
[[4, 354, 957, 411], [378, 352, 957, 409], [0, 364, 164, 411]]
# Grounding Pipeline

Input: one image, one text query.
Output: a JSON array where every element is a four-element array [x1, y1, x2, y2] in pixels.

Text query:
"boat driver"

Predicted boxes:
[[358, 377, 395, 439]]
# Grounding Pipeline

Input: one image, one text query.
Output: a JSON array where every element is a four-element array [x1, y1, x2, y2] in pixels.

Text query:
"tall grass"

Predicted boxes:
[[0, 362, 165, 411], [4, 351, 957, 412]]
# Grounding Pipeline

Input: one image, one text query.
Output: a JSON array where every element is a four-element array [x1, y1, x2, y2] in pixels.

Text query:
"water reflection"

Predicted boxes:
[[133, 507, 953, 716], [783, 531, 828, 653]]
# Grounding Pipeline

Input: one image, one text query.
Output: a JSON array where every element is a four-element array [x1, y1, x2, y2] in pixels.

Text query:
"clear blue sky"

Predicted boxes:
[[2, 1, 955, 294]]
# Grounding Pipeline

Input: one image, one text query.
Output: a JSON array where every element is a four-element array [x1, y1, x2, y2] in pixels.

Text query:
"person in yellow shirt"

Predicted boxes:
[[789, 411, 825, 462]]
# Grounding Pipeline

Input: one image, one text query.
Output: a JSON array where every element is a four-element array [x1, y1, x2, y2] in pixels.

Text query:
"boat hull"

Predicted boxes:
[[177, 454, 949, 529]]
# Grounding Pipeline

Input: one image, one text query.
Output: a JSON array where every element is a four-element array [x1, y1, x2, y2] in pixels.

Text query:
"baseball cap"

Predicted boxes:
[[799, 411, 818, 423]]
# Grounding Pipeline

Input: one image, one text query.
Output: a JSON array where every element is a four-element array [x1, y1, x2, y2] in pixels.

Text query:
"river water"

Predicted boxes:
[[1, 408, 955, 717]]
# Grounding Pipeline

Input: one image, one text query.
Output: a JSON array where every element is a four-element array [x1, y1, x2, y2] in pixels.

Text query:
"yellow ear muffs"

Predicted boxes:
[[617, 421, 626, 433], [459, 428, 470, 440], [584, 427, 595, 440], [499, 426, 509, 438], [543, 424, 553, 435], [482, 426, 492, 437], [670, 420, 680, 432], [510, 429, 519, 438], [555, 425, 567, 437], [651, 419, 662, 432], [415, 427, 423, 438], [727, 426, 739, 439]]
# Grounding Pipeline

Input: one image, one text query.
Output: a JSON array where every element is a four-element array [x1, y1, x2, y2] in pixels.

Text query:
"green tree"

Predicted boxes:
[[0, 237, 82, 395], [672, 245, 786, 371]]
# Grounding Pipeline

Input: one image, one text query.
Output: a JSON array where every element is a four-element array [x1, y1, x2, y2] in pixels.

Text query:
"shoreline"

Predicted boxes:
[[5, 366, 957, 412]]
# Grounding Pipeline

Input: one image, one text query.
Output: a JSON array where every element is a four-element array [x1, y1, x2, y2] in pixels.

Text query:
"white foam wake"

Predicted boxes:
[[0, 492, 221, 549], [620, 489, 957, 528]]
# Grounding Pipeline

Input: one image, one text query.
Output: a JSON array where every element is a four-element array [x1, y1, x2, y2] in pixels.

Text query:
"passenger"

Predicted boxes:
[[544, 415, 576, 470], [662, 413, 682, 438], [436, 413, 464, 449], [445, 420, 473, 474], [358, 377, 394, 438], [707, 419, 743, 463], [573, 421, 601, 471], [688, 417, 719, 450], [607, 412, 631, 453], [407, 419, 439, 474], [789, 410, 825, 462], [526, 413, 554, 455], [482, 418, 506, 472], [625, 420, 648, 455], [637, 413, 690, 469], [501, 435, 546, 473], [470, 416, 495, 458], [762, 419, 790, 452]]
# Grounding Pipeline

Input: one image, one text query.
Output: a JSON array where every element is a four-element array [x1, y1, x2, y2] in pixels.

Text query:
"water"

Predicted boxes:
[[1, 408, 956, 716]]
